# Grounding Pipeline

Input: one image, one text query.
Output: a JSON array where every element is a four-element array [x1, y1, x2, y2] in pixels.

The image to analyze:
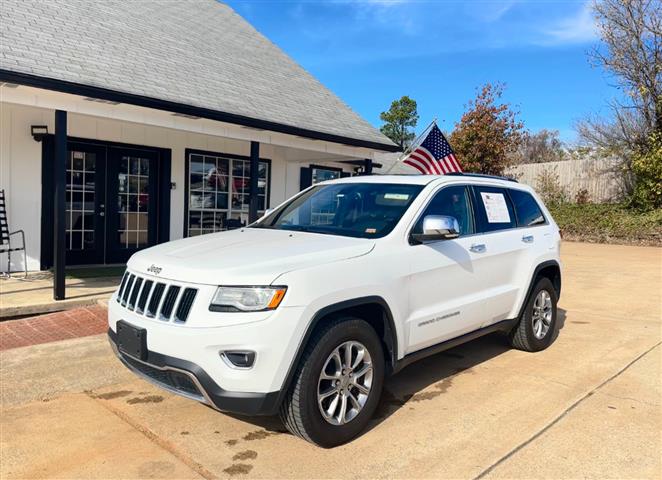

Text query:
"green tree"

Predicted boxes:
[[630, 131, 662, 210], [450, 83, 525, 176], [379, 96, 419, 151]]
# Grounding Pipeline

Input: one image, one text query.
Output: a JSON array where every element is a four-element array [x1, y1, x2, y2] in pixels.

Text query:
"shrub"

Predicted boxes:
[[575, 189, 590, 204], [535, 166, 567, 206], [548, 203, 661, 246], [629, 132, 662, 211]]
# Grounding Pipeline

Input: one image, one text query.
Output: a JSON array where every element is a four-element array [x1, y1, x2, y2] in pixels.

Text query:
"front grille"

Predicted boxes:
[[159, 286, 180, 320], [147, 283, 166, 318], [121, 274, 135, 306], [127, 277, 143, 311], [136, 280, 153, 314], [120, 353, 203, 400], [175, 288, 197, 322], [117, 272, 129, 303], [114, 272, 197, 323]]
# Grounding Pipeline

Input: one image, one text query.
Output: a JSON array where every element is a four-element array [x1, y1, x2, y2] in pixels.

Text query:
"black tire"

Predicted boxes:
[[510, 277, 558, 352], [279, 316, 385, 448]]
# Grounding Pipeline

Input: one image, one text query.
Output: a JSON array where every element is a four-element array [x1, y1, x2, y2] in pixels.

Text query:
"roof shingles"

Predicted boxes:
[[0, 0, 394, 149]]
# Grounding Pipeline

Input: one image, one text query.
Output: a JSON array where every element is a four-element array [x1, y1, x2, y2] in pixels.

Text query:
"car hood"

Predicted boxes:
[[127, 228, 375, 285]]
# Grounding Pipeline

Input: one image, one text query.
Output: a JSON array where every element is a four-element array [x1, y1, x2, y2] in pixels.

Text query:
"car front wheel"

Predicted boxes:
[[510, 277, 558, 352], [279, 317, 385, 447]]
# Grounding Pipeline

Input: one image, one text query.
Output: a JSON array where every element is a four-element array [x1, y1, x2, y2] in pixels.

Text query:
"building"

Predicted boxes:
[[0, 0, 398, 295]]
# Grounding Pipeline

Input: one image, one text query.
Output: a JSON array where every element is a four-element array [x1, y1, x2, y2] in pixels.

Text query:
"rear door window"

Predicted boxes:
[[508, 189, 546, 227], [472, 186, 516, 233]]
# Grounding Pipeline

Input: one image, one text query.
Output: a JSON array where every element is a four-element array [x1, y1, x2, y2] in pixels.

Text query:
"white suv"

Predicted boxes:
[[108, 174, 562, 447]]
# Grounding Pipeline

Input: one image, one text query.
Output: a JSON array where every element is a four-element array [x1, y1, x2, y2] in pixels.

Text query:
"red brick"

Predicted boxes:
[[0, 306, 108, 351]]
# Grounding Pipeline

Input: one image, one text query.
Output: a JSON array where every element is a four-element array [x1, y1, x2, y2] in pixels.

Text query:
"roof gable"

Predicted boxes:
[[0, 0, 396, 150]]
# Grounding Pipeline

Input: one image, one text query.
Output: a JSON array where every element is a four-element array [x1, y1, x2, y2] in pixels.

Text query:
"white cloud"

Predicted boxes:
[[541, 1, 597, 45], [467, 0, 518, 23]]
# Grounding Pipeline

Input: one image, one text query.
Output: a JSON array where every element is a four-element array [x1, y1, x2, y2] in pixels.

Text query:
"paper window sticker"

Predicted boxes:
[[480, 192, 511, 223], [383, 193, 410, 200]]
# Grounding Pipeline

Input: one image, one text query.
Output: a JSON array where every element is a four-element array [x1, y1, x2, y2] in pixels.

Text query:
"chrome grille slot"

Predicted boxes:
[[175, 288, 197, 323], [136, 280, 153, 314], [121, 274, 135, 306], [117, 271, 199, 324], [159, 285, 181, 320], [127, 277, 143, 311], [116, 272, 129, 303], [147, 283, 166, 318]]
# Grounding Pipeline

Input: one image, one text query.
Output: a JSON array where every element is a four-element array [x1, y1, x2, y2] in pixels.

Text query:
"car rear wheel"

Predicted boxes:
[[279, 317, 385, 447], [510, 277, 558, 352]]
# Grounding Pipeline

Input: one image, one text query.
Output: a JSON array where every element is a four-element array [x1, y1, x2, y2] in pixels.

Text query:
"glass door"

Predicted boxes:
[[65, 143, 106, 265], [105, 147, 159, 264]]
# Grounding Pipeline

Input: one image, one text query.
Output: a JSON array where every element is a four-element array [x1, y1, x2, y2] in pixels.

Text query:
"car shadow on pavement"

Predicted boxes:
[[368, 307, 566, 431], [223, 308, 568, 438]]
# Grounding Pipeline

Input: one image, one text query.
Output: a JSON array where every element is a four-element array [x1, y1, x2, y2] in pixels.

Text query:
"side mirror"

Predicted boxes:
[[412, 215, 460, 243]]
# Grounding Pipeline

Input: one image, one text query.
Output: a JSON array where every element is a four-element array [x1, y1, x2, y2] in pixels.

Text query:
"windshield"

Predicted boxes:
[[254, 183, 424, 239]]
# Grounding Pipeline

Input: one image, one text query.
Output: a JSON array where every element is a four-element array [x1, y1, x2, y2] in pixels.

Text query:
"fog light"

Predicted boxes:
[[220, 350, 256, 369]]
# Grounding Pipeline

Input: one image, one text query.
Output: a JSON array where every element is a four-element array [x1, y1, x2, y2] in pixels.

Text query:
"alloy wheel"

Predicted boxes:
[[532, 289, 553, 340], [317, 341, 373, 425]]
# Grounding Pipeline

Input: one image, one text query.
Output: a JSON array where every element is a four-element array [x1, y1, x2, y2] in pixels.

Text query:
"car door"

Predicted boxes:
[[406, 184, 495, 353], [470, 184, 528, 326]]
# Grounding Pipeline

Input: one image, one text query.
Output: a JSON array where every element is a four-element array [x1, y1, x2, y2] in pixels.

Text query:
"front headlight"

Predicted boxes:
[[209, 286, 287, 312]]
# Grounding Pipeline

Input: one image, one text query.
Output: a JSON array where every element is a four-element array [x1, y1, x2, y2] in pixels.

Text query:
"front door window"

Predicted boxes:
[[66, 151, 97, 252], [117, 156, 150, 249]]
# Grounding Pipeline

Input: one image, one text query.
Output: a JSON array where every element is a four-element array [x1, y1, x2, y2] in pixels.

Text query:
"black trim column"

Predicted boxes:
[[53, 110, 67, 300], [363, 158, 373, 175], [248, 141, 260, 223]]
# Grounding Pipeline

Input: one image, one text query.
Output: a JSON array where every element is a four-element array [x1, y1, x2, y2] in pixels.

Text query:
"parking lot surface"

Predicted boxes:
[[1, 242, 660, 479]]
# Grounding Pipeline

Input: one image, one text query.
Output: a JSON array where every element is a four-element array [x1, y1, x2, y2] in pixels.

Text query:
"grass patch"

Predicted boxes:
[[65, 266, 125, 279], [548, 203, 662, 246]]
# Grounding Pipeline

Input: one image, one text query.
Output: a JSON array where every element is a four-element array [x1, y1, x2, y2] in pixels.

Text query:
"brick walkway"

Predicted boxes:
[[0, 305, 108, 351]]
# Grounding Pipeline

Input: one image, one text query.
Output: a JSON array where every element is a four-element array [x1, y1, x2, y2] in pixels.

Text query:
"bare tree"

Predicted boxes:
[[578, 0, 661, 153], [516, 129, 566, 164]]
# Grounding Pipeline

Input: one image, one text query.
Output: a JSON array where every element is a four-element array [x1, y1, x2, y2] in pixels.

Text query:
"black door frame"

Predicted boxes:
[[40, 136, 171, 269]]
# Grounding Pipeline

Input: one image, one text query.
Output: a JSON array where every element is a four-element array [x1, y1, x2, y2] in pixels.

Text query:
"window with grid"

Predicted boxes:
[[117, 156, 150, 248], [66, 151, 96, 250], [187, 153, 269, 237]]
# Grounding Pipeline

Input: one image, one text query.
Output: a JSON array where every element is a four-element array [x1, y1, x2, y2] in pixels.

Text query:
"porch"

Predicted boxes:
[[0, 270, 121, 319], [1, 83, 388, 303]]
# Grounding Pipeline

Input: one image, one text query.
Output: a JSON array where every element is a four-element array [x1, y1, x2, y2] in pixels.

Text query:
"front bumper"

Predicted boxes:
[[108, 329, 280, 415]]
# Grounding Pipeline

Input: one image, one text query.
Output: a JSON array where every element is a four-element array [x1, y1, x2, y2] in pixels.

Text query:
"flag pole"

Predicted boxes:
[[384, 117, 437, 174]]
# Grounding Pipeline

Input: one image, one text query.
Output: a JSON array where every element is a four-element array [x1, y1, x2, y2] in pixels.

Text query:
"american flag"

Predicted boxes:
[[403, 124, 462, 174]]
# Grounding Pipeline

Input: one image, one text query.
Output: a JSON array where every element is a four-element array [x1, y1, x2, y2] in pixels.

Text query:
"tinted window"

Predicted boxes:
[[256, 183, 423, 239], [413, 185, 474, 236], [509, 189, 546, 227], [473, 186, 516, 233]]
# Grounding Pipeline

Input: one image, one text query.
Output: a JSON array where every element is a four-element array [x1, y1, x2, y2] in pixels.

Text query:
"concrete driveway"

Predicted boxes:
[[1, 242, 660, 479]]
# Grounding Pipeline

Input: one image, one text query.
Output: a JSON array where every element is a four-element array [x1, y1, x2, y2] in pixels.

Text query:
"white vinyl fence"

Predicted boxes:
[[507, 157, 628, 203]]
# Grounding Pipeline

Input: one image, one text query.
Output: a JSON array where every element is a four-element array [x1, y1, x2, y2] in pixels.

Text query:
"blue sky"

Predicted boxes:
[[225, 0, 619, 143]]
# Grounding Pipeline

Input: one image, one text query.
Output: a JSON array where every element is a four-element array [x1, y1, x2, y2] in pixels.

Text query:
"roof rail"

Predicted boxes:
[[444, 172, 518, 183]]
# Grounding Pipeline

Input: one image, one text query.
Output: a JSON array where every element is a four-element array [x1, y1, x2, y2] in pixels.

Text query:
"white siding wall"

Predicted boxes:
[[0, 102, 351, 271]]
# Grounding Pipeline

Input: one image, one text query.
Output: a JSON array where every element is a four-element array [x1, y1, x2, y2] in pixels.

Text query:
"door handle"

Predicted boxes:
[[522, 235, 534, 244], [469, 243, 486, 253]]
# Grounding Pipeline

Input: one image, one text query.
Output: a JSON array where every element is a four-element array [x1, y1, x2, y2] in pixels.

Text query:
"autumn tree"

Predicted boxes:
[[450, 83, 524, 175], [379, 96, 419, 150]]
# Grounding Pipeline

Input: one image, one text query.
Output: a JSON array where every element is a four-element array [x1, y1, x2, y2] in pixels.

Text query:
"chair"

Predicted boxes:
[[0, 190, 27, 278]]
